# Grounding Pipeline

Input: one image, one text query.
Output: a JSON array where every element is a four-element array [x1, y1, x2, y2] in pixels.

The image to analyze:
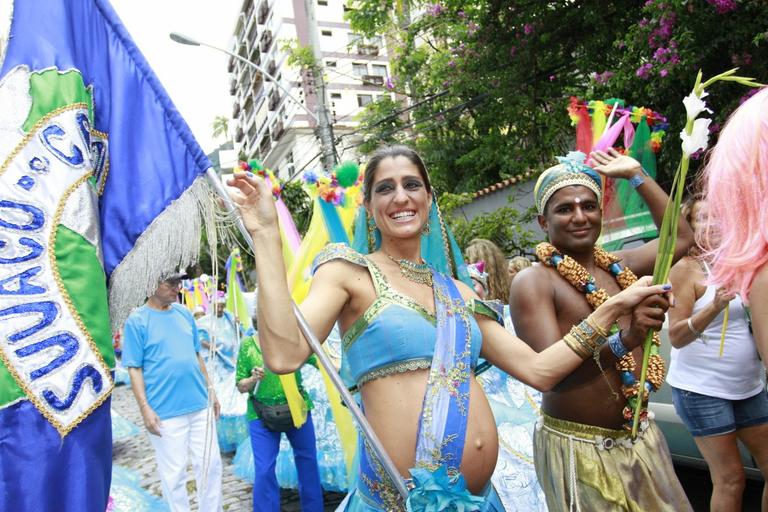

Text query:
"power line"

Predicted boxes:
[[339, 93, 490, 153]]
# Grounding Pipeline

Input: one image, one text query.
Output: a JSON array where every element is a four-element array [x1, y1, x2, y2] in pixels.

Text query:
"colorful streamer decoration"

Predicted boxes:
[[567, 97, 669, 250]]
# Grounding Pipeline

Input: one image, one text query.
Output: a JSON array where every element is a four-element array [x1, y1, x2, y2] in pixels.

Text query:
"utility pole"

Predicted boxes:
[[304, 0, 337, 172]]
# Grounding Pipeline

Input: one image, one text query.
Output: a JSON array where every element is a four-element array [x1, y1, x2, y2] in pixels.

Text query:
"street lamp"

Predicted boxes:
[[169, 32, 317, 122]]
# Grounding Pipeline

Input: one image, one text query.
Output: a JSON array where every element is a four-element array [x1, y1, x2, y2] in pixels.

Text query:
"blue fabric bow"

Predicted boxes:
[[406, 467, 485, 512]]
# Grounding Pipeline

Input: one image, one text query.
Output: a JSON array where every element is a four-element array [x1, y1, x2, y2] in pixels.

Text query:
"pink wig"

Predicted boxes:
[[700, 86, 768, 304]]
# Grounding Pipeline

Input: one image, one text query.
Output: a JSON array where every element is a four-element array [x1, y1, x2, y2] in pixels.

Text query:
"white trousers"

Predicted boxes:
[[149, 408, 223, 512]]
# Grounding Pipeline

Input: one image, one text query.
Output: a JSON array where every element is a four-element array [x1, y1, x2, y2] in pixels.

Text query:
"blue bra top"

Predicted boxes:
[[313, 244, 503, 388]]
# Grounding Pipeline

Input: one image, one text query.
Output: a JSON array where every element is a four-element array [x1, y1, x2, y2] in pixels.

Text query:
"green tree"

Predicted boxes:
[[211, 115, 230, 141], [439, 192, 540, 256], [347, 0, 768, 192], [279, 180, 313, 237]]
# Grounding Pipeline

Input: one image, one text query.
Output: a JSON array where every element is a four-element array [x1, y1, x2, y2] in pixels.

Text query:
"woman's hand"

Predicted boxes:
[[607, 276, 673, 317], [712, 287, 736, 311], [226, 172, 279, 236], [589, 148, 642, 179]]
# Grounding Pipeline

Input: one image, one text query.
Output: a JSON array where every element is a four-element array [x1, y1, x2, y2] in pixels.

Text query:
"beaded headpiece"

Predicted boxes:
[[534, 151, 603, 214]]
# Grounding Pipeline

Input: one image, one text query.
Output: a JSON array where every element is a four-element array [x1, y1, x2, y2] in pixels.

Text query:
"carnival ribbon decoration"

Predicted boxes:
[[630, 68, 762, 438]]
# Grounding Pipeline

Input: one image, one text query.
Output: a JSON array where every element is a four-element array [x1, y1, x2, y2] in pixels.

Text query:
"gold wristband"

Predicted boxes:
[[563, 332, 591, 359]]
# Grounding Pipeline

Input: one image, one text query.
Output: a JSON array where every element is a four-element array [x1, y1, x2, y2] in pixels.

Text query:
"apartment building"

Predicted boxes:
[[228, 0, 393, 178]]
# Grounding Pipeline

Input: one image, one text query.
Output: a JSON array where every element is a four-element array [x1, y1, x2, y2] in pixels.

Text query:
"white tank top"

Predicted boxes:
[[666, 284, 764, 399]]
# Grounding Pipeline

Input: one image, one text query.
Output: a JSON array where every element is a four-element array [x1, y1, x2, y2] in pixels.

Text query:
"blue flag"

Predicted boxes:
[[0, 0, 213, 510]]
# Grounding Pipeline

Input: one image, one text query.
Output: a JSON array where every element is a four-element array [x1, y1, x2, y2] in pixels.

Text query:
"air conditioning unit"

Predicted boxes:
[[259, 134, 271, 154], [260, 30, 273, 53], [257, 2, 269, 24], [268, 91, 280, 111], [271, 121, 284, 141]]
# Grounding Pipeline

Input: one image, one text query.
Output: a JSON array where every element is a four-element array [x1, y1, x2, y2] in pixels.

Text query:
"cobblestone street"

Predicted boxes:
[[111, 383, 345, 511]]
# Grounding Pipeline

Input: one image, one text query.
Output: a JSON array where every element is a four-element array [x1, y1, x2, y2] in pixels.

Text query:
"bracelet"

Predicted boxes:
[[563, 317, 608, 359], [607, 330, 630, 359], [584, 313, 610, 338], [563, 332, 591, 359], [139, 402, 150, 409], [629, 173, 645, 189], [686, 317, 703, 337]]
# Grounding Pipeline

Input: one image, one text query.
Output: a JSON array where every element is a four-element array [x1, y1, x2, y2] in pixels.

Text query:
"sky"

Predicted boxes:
[[111, 0, 242, 154]]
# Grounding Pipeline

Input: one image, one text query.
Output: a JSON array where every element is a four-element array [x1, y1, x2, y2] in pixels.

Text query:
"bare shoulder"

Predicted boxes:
[[509, 264, 554, 304], [669, 256, 699, 280], [753, 262, 768, 289], [312, 258, 369, 292]]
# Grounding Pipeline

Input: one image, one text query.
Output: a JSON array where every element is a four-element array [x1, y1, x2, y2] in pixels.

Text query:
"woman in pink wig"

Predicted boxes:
[[701, 87, 768, 362]]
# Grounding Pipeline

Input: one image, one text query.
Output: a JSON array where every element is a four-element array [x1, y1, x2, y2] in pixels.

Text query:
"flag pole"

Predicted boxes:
[[204, 169, 410, 500]]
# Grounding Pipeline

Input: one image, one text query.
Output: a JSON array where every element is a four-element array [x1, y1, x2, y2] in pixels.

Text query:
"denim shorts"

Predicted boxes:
[[671, 386, 768, 437]]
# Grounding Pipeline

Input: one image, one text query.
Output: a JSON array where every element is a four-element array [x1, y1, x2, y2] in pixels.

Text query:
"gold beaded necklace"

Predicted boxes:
[[536, 242, 666, 430], [385, 253, 433, 287]]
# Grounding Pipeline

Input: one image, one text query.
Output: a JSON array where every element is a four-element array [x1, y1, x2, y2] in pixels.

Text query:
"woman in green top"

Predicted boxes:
[[235, 334, 323, 512]]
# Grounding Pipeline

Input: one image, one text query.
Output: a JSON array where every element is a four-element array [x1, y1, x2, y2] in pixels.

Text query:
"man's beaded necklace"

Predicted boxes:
[[536, 242, 666, 430]]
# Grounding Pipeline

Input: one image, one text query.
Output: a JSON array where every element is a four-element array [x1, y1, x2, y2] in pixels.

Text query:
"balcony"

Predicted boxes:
[[357, 43, 380, 56], [229, 77, 237, 96], [260, 30, 273, 53], [235, 126, 245, 143], [362, 74, 384, 86], [232, 101, 241, 119], [227, 54, 236, 73]]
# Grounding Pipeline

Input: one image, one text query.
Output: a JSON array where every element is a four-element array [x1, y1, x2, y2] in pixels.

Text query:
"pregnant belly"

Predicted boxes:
[[361, 370, 498, 495]]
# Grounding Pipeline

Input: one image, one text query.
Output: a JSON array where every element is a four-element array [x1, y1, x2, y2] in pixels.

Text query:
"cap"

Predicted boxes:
[[161, 270, 188, 283]]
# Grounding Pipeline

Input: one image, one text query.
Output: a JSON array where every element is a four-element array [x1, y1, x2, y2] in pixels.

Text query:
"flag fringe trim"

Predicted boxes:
[[108, 176, 214, 330]]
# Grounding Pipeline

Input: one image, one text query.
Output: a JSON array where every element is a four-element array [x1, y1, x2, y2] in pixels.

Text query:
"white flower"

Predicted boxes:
[[682, 91, 712, 120], [680, 117, 712, 156]]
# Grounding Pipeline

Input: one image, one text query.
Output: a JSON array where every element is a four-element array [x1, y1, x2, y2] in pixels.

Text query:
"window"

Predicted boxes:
[[352, 63, 367, 76], [321, 30, 332, 37], [371, 64, 388, 77], [325, 60, 337, 67], [318, 0, 328, 5], [357, 94, 373, 107], [330, 92, 342, 99]]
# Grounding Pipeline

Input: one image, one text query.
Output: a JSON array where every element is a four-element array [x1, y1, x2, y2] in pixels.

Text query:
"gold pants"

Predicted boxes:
[[533, 414, 692, 512]]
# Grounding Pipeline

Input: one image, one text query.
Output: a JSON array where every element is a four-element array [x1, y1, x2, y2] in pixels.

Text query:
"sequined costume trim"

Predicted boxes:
[[356, 358, 433, 387], [468, 298, 505, 325], [312, 242, 368, 274]]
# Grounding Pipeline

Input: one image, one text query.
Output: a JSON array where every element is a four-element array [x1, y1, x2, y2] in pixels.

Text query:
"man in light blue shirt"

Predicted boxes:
[[123, 272, 222, 512]]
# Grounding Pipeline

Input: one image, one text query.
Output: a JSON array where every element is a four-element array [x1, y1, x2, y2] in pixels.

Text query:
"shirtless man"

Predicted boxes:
[[510, 149, 694, 511]]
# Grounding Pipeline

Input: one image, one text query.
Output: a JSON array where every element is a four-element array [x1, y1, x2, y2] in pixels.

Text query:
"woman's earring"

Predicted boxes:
[[421, 222, 431, 235], [367, 216, 377, 250]]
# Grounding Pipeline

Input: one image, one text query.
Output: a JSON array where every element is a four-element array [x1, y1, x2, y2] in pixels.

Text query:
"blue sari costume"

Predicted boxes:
[[313, 243, 505, 511]]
